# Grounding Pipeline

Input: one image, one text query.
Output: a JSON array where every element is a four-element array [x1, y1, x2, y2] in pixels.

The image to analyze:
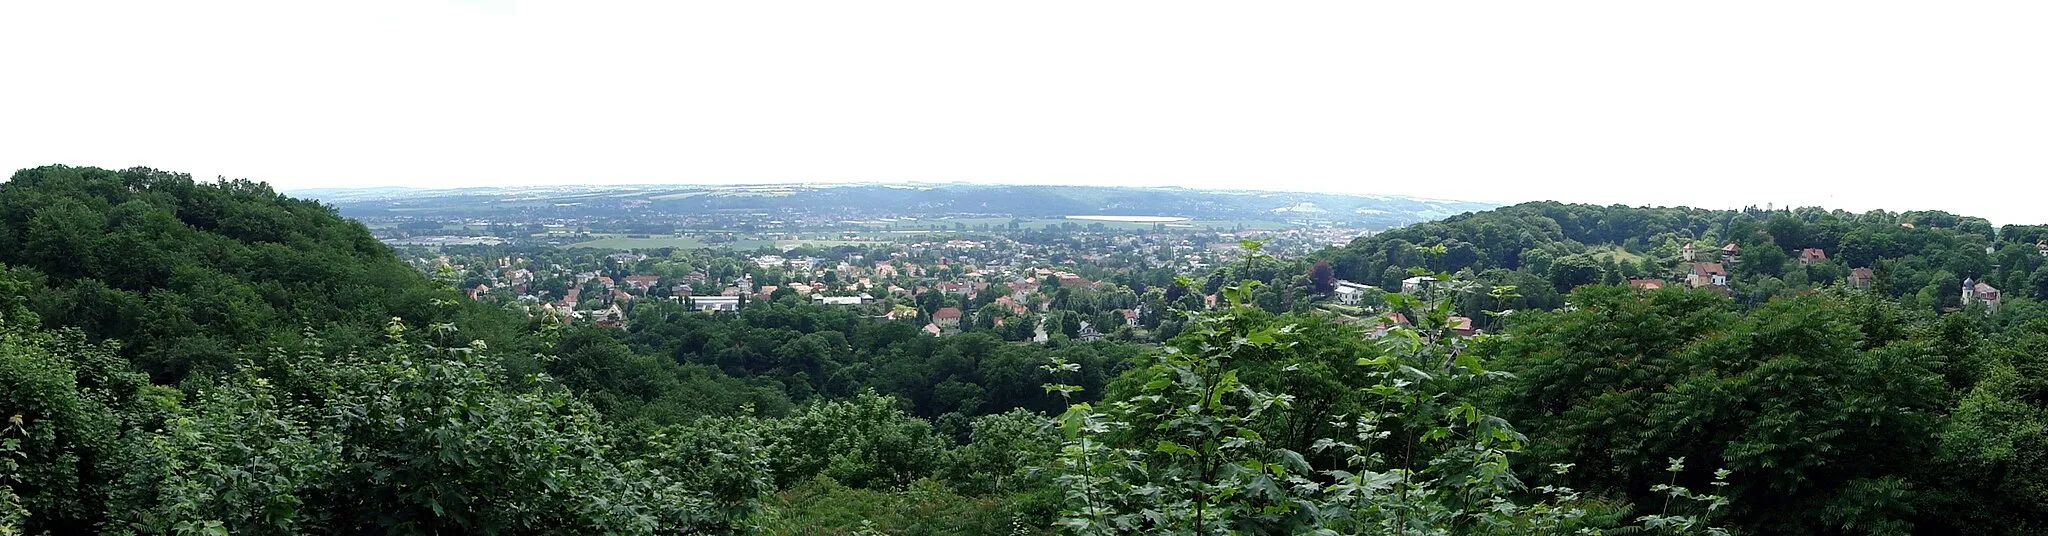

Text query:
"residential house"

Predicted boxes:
[[933, 307, 963, 328], [1077, 321, 1103, 341], [537, 303, 573, 324], [1849, 267, 1875, 288], [996, 295, 1029, 315], [1333, 280, 1376, 305], [1681, 242, 1696, 262], [1687, 263, 1729, 288], [1400, 276, 1440, 294], [1447, 316, 1478, 337], [1720, 242, 1740, 260], [623, 275, 661, 291], [1369, 312, 1410, 338], [1963, 277, 2003, 314], [1120, 308, 1140, 328], [1798, 248, 1828, 266], [923, 323, 942, 337], [588, 304, 626, 328], [1627, 278, 1666, 290]]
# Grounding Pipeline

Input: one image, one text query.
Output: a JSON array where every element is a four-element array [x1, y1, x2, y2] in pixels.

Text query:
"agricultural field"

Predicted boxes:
[[563, 235, 709, 250], [845, 216, 1298, 232], [562, 234, 888, 251]]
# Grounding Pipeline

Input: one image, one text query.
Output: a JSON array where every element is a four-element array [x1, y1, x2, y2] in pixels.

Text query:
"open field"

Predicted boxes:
[[841, 217, 1297, 232], [1591, 246, 1647, 265], [563, 234, 889, 251], [563, 236, 709, 249]]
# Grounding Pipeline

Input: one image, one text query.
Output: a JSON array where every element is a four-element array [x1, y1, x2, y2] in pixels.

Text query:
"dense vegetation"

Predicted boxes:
[[1318, 201, 2048, 328], [0, 166, 533, 383], [11, 166, 2048, 534]]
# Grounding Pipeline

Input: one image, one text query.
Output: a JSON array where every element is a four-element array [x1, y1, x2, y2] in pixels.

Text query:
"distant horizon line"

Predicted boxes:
[[279, 180, 1499, 206]]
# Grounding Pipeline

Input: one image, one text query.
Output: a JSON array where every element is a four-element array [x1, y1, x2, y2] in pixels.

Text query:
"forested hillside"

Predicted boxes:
[[1319, 201, 2047, 326], [0, 166, 532, 382], [11, 166, 2048, 534]]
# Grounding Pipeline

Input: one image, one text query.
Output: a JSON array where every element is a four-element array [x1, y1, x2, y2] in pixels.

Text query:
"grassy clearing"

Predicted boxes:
[[1592, 246, 1647, 264]]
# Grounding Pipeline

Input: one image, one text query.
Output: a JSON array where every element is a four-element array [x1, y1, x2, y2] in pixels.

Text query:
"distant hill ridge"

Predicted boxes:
[[294, 183, 1496, 228]]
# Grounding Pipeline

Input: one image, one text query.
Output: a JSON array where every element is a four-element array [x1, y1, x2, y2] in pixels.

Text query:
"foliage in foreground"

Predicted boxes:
[[1044, 260, 1733, 535], [0, 311, 759, 534]]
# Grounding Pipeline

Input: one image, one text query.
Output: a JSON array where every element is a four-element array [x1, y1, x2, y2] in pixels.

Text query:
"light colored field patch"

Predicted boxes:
[[1065, 215, 1191, 223], [564, 236, 708, 250]]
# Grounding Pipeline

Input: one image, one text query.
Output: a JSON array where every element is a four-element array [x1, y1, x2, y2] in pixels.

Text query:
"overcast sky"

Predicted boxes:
[[3, 1, 2044, 223]]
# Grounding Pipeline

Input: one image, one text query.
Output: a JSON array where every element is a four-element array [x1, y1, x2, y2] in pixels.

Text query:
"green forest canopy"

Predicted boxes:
[[8, 166, 2048, 534]]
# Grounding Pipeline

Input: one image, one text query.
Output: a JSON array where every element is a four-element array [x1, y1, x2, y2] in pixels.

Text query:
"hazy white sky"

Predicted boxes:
[[3, 1, 2045, 222]]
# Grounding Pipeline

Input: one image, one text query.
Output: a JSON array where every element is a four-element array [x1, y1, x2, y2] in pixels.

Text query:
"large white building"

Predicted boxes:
[[676, 295, 741, 312], [1333, 280, 1377, 305], [1400, 276, 1440, 294]]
